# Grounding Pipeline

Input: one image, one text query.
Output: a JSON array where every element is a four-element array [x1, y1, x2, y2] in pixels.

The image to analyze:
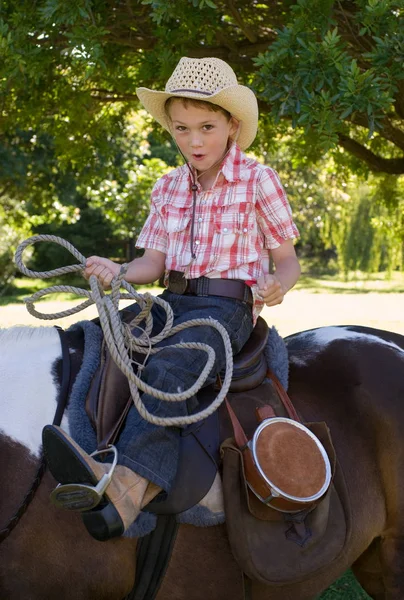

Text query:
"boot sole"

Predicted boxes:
[[43, 426, 125, 540], [42, 425, 100, 488]]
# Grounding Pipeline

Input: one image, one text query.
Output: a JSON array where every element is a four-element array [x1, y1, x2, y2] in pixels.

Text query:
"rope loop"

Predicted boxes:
[[14, 235, 234, 426]]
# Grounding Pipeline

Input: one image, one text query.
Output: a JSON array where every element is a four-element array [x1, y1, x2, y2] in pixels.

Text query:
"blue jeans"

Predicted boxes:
[[115, 290, 254, 491]]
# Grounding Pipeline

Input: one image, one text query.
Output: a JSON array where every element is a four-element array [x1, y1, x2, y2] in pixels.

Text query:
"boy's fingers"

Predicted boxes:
[[265, 296, 284, 307]]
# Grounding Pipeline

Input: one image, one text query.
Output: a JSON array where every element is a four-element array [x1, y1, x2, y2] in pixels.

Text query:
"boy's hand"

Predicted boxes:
[[84, 256, 121, 289], [256, 274, 286, 307]]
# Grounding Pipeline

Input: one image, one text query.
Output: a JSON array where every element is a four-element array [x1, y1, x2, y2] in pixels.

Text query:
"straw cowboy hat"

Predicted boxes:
[[136, 57, 258, 150]]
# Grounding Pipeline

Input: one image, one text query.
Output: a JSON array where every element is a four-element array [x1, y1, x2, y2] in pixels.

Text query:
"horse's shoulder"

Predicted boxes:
[[285, 325, 404, 369]]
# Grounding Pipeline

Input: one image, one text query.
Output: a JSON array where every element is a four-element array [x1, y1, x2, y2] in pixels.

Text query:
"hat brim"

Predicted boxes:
[[136, 85, 258, 150]]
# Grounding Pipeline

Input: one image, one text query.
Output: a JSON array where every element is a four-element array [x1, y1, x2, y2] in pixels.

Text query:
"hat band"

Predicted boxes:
[[168, 88, 213, 96]]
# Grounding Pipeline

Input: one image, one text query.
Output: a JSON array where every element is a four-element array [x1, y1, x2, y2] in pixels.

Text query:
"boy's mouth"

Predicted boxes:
[[191, 153, 205, 161]]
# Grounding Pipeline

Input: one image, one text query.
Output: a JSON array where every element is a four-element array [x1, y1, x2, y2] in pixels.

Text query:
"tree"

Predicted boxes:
[[1, 0, 403, 178]]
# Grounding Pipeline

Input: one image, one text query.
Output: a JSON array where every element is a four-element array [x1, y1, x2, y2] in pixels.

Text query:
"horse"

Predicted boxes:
[[1, 321, 404, 600]]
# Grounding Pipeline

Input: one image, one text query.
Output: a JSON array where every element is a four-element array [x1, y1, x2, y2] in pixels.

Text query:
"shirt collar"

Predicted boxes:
[[220, 143, 249, 183], [183, 143, 250, 187]]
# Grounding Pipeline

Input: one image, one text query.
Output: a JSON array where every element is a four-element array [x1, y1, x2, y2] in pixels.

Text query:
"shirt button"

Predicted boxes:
[[243, 227, 248, 233], [223, 227, 228, 233], [201, 200, 206, 205], [195, 240, 200, 245], [198, 217, 203, 222]]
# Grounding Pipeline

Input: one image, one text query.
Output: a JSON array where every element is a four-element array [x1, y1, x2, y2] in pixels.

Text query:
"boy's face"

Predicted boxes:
[[168, 100, 238, 176]]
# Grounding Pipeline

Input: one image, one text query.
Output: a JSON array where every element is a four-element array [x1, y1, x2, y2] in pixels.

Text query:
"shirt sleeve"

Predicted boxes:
[[256, 167, 299, 249], [136, 179, 168, 254]]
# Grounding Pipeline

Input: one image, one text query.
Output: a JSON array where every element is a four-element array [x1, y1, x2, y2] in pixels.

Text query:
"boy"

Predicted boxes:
[[42, 57, 300, 540]]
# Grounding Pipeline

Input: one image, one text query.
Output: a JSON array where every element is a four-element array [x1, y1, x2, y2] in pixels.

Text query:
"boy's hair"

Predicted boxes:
[[164, 97, 232, 121]]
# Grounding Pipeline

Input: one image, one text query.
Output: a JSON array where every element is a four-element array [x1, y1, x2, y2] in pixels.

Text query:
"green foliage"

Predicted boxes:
[[0, 221, 29, 291], [31, 200, 118, 272], [86, 157, 173, 240], [253, 0, 400, 157], [1, 0, 403, 279], [2, 0, 403, 176], [0, 189, 32, 290], [255, 132, 403, 276], [329, 180, 403, 276]]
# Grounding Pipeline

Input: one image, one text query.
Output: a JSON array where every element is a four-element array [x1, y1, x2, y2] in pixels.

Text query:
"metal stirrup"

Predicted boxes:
[[50, 446, 118, 512]]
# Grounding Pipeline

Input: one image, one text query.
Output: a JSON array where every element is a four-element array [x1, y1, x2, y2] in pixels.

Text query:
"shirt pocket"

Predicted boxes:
[[216, 208, 254, 235], [162, 204, 192, 260], [210, 202, 259, 270]]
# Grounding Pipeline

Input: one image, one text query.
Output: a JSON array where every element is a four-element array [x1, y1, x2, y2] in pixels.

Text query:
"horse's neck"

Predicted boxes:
[[0, 326, 70, 459]]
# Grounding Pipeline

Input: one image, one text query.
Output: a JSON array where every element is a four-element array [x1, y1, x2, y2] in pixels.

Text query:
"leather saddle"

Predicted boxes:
[[85, 312, 269, 514]]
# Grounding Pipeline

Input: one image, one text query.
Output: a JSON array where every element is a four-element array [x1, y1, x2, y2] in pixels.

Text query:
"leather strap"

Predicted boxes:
[[131, 515, 179, 600], [168, 271, 253, 305], [266, 368, 301, 422], [225, 397, 249, 449], [224, 398, 275, 501], [222, 374, 309, 510]]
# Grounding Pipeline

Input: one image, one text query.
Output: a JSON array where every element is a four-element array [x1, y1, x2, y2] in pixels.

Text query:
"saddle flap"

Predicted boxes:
[[85, 341, 132, 449], [146, 387, 220, 515]]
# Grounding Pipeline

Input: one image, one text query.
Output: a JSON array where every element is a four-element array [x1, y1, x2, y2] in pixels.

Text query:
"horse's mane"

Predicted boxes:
[[0, 326, 58, 343]]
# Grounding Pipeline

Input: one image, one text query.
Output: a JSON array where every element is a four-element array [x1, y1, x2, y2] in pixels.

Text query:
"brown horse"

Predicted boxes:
[[1, 322, 404, 600]]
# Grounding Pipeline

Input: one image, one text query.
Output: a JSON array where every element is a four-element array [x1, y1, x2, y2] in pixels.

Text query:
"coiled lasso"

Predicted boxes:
[[14, 235, 234, 427]]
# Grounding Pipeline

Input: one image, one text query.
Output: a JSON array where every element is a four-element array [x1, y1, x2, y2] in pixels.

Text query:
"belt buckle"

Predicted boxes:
[[168, 271, 188, 294]]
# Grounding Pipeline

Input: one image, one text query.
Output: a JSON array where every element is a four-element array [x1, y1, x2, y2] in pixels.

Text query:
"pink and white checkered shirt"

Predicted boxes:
[[136, 143, 299, 323]]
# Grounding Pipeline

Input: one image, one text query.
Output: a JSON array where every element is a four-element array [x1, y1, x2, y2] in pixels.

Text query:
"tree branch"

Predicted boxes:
[[225, 0, 257, 43], [394, 81, 404, 120], [90, 88, 138, 101], [350, 114, 404, 152], [338, 133, 404, 174]]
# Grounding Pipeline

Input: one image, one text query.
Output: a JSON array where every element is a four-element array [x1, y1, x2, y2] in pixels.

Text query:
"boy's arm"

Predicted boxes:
[[84, 249, 166, 289], [257, 240, 300, 307]]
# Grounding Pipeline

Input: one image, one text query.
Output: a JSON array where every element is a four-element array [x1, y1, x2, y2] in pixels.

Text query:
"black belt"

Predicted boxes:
[[167, 271, 253, 305]]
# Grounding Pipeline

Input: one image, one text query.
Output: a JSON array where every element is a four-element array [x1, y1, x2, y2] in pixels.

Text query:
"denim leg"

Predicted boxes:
[[116, 292, 254, 491]]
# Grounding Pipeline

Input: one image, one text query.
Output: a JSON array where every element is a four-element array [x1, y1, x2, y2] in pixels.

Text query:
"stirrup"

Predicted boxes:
[[50, 446, 118, 512]]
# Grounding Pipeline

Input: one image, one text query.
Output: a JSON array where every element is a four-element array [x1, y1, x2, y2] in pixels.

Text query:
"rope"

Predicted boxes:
[[14, 235, 234, 427]]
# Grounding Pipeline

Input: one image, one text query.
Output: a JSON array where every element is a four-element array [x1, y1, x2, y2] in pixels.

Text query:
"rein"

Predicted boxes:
[[0, 327, 72, 544]]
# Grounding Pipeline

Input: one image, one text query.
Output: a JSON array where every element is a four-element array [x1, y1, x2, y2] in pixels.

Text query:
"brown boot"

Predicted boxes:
[[42, 425, 161, 540]]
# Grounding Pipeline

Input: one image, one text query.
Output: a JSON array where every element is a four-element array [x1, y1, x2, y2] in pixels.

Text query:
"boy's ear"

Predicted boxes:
[[229, 117, 240, 140]]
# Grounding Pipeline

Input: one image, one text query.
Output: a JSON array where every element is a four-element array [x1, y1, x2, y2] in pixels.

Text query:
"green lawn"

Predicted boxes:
[[295, 269, 404, 294], [319, 571, 371, 599]]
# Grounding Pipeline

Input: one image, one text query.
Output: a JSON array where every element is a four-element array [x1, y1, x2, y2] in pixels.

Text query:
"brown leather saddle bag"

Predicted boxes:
[[221, 376, 351, 585]]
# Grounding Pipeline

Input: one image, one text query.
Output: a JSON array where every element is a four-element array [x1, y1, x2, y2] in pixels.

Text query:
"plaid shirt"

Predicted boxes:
[[137, 143, 299, 323]]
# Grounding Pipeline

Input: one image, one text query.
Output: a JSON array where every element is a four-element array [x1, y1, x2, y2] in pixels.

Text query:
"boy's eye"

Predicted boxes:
[[202, 124, 214, 131], [175, 126, 187, 132]]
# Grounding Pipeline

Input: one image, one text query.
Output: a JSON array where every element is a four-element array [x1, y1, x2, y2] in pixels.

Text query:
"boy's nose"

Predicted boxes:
[[190, 135, 203, 148]]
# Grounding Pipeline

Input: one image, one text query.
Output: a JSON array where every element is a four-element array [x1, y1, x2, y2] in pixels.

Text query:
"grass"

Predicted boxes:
[[319, 571, 370, 599], [1, 270, 403, 306], [295, 269, 404, 294]]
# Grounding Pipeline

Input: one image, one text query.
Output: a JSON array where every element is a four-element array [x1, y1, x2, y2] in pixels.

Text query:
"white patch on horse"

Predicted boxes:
[[288, 326, 404, 366], [0, 326, 70, 458]]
